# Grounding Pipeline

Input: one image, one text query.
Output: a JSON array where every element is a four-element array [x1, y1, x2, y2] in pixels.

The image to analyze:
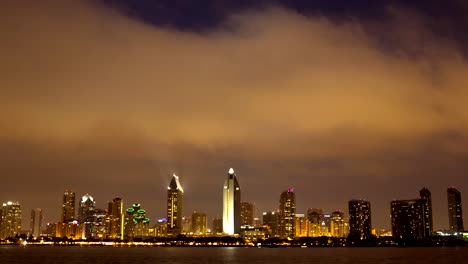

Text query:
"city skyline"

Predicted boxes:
[[2, 0, 468, 234]]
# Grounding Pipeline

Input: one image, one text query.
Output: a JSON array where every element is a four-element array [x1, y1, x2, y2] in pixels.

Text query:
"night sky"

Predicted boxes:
[[1, 0, 468, 230]]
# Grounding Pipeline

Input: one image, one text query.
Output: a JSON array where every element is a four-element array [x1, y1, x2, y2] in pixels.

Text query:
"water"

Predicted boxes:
[[0, 246, 467, 264]]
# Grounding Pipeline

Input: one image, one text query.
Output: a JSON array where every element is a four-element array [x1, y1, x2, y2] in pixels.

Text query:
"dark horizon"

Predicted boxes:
[[1, 0, 468, 231]]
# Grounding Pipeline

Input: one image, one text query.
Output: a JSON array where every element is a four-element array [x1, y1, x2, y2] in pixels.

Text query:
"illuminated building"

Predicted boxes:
[[182, 216, 192, 234], [153, 218, 168, 237], [447, 187, 464, 231], [391, 199, 424, 239], [419, 188, 433, 236], [295, 214, 307, 237], [278, 188, 296, 239], [253, 217, 261, 227], [107, 197, 124, 240], [78, 194, 96, 239], [44, 223, 57, 237], [223, 168, 241, 235], [348, 200, 372, 240], [306, 208, 323, 237], [191, 211, 207, 235], [0, 201, 22, 239], [124, 203, 150, 239], [167, 173, 184, 236], [330, 211, 345, 237], [92, 208, 107, 239], [321, 214, 331, 237], [262, 211, 278, 238], [56, 221, 84, 239], [212, 217, 223, 234], [62, 190, 76, 223], [30, 208, 43, 238], [240, 202, 254, 227], [241, 225, 266, 240]]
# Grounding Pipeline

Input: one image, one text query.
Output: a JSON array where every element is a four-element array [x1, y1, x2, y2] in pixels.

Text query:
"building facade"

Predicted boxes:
[[447, 187, 464, 231], [107, 197, 124, 239], [278, 188, 296, 239], [223, 168, 241, 235], [330, 211, 345, 237], [62, 191, 76, 223], [419, 188, 433, 237], [391, 199, 424, 240], [262, 211, 278, 238], [348, 200, 372, 240], [78, 194, 96, 239], [0, 201, 22, 239], [124, 203, 150, 239], [167, 174, 184, 237], [30, 208, 43, 238], [191, 211, 207, 235], [240, 202, 254, 227]]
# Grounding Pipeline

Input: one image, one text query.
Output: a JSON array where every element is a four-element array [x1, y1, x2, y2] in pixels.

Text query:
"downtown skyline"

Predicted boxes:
[[2, 0, 468, 234]]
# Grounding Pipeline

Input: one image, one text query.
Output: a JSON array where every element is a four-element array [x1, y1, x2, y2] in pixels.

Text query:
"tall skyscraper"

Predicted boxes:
[[30, 208, 43, 238], [191, 211, 207, 235], [295, 214, 307, 237], [330, 211, 345, 237], [167, 173, 184, 236], [78, 194, 96, 238], [262, 211, 279, 237], [278, 188, 296, 239], [240, 202, 254, 226], [419, 188, 433, 237], [62, 190, 76, 223], [348, 200, 372, 240], [107, 197, 124, 239], [0, 201, 22, 239], [306, 208, 323, 237], [447, 187, 464, 231], [223, 168, 241, 235], [391, 199, 424, 240], [124, 203, 150, 238]]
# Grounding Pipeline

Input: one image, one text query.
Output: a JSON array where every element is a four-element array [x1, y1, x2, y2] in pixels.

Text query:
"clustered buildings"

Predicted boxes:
[[0, 168, 465, 242]]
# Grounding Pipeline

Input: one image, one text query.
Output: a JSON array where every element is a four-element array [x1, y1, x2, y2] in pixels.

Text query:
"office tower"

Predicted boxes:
[[212, 217, 223, 234], [167, 173, 184, 236], [321, 214, 331, 236], [278, 188, 296, 239], [348, 200, 372, 240], [92, 208, 107, 239], [182, 216, 192, 234], [108, 197, 124, 239], [78, 194, 96, 239], [30, 208, 43, 238], [191, 211, 207, 235], [419, 188, 433, 237], [262, 211, 278, 237], [295, 214, 307, 237], [391, 199, 424, 240], [307, 208, 323, 237], [0, 201, 22, 239], [240, 202, 254, 226], [223, 168, 241, 235], [62, 190, 76, 223], [124, 203, 150, 238], [447, 187, 464, 231], [330, 211, 345, 237]]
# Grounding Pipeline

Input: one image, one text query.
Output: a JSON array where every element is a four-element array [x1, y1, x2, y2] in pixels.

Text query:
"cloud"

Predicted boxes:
[[1, 1, 467, 229]]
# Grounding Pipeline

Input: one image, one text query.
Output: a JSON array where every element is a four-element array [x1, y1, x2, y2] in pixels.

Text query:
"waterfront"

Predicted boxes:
[[0, 246, 467, 264]]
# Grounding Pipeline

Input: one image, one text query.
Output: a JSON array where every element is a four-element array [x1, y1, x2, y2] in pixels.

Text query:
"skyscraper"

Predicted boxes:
[[447, 187, 464, 231], [30, 208, 43, 238], [167, 173, 184, 236], [278, 188, 296, 239], [191, 211, 207, 235], [212, 217, 223, 234], [419, 188, 433, 237], [348, 200, 372, 240], [330, 211, 345, 237], [0, 201, 22, 239], [391, 199, 424, 240], [295, 214, 307, 237], [107, 197, 124, 239], [124, 203, 150, 238], [62, 190, 76, 223], [223, 168, 241, 235], [262, 211, 278, 238], [240, 202, 254, 226], [306, 208, 323, 237], [78, 194, 96, 238]]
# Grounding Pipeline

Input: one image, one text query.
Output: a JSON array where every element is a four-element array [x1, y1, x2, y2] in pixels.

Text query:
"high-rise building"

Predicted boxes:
[[240, 202, 254, 226], [182, 216, 192, 234], [212, 217, 223, 234], [330, 211, 345, 237], [107, 197, 124, 240], [92, 208, 107, 239], [419, 188, 433, 237], [167, 173, 184, 236], [0, 201, 22, 239], [348, 200, 372, 240], [62, 191, 76, 223], [295, 214, 307, 237], [124, 203, 150, 238], [447, 187, 464, 231], [78, 194, 96, 239], [391, 199, 424, 240], [191, 211, 207, 235], [223, 168, 241, 235], [30, 208, 43, 238], [278, 188, 296, 239], [262, 211, 278, 238], [306, 208, 323, 237]]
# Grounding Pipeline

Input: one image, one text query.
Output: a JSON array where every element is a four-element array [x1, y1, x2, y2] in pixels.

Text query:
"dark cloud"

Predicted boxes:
[[1, 1, 467, 230]]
